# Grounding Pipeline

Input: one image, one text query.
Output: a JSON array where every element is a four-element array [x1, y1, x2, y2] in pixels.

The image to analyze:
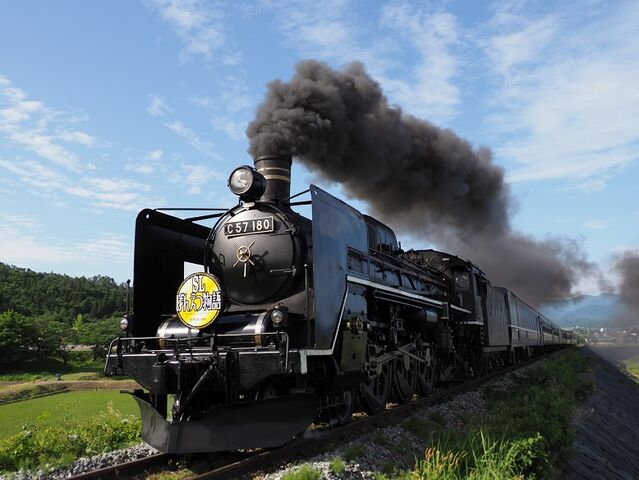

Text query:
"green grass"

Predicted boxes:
[[623, 355, 639, 383], [343, 444, 366, 462], [147, 469, 194, 480], [0, 390, 139, 438], [372, 350, 592, 480], [281, 464, 322, 480], [408, 432, 542, 480], [0, 405, 140, 473], [329, 457, 346, 475], [413, 350, 592, 479], [0, 351, 103, 382], [0, 383, 70, 405], [428, 410, 447, 427], [371, 429, 391, 446], [404, 416, 435, 441]]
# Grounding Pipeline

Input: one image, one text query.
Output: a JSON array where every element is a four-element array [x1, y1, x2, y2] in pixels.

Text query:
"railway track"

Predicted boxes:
[[70, 350, 565, 480], [66, 453, 170, 480]]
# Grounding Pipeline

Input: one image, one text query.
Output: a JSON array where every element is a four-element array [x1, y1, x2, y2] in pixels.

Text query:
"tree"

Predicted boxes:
[[33, 315, 74, 365], [0, 311, 38, 368], [0, 262, 127, 322], [73, 313, 84, 330], [77, 317, 121, 360]]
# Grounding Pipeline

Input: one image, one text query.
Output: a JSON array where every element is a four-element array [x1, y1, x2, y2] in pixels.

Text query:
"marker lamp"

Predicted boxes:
[[271, 308, 287, 326]]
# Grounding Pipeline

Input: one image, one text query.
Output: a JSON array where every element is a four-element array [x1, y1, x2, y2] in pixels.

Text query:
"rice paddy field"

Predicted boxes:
[[0, 390, 139, 438]]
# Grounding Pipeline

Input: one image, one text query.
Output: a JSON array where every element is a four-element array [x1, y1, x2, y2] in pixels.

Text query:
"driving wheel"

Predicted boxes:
[[327, 389, 355, 425], [417, 346, 437, 395], [360, 362, 393, 414], [392, 354, 417, 404]]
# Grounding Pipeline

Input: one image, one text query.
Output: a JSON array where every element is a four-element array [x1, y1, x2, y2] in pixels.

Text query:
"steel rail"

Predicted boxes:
[[67, 453, 170, 480]]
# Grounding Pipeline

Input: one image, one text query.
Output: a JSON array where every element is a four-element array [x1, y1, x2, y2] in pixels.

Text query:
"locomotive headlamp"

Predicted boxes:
[[270, 307, 288, 326], [228, 166, 266, 200]]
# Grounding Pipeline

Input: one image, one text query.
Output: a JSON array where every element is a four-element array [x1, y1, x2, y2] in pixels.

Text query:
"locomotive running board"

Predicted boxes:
[[129, 392, 319, 454]]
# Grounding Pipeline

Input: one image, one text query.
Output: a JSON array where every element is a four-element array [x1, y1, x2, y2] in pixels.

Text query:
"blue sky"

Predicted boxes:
[[0, 0, 637, 295]]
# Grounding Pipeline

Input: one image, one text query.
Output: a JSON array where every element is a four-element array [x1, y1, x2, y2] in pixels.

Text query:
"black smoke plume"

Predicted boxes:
[[614, 251, 639, 327], [247, 60, 593, 305]]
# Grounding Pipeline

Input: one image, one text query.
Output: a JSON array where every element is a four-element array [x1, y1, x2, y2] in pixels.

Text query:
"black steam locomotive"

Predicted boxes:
[[105, 155, 576, 453]]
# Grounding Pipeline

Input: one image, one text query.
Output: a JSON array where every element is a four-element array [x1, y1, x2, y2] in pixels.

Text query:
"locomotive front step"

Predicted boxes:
[[128, 391, 319, 454]]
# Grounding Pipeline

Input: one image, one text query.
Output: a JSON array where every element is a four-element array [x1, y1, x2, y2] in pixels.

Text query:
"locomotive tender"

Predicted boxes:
[[105, 154, 576, 453]]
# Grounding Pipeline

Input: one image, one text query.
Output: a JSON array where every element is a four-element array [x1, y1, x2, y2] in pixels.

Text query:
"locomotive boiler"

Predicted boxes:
[[105, 154, 576, 454]]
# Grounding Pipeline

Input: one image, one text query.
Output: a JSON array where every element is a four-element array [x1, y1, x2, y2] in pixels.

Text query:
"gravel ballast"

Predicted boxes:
[[0, 443, 158, 480], [262, 389, 487, 480]]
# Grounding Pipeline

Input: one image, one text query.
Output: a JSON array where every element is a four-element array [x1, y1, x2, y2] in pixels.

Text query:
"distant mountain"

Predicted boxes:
[[539, 293, 622, 328]]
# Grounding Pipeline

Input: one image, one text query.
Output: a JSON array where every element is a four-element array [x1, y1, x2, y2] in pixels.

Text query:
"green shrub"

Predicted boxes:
[[478, 350, 591, 473], [428, 411, 446, 426], [282, 464, 322, 480], [373, 474, 391, 480], [0, 350, 103, 382], [623, 356, 639, 383], [0, 404, 140, 473], [371, 429, 391, 446], [404, 416, 434, 440], [343, 444, 365, 461], [411, 432, 542, 480], [329, 456, 346, 475], [405, 350, 592, 480], [413, 447, 464, 480]]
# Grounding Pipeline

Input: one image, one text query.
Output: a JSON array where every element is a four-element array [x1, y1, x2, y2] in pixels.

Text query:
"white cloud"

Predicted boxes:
[[218, 76, 252, 114], [126, 149, 164, 175], [87, 177, 150, 193], [485, 17, 557, 78], [210, 116, 245, 141], [147, 95, 172, 117], [483, 2, 639, 186], [380, 3, 461, 123], [573, 177, 609, 194], [266, 0, 389, 74], [165, 120, 217, 156], [145, 0, 228, 62], [8, 131, 81, 170], [0, 158, 159, 211], [146, 149, 163, 161], [168, 162, 223, 195], [0, 213, 41, 230], [189, 75, 252, 141], [77, 235, 132, 264], [0, 75, 97, 171], [583, 219, 607, 230], [0, 213, 131, 269], [0, 99, 44, 124], [58, 130, 97, 147], [127, 164, 155, 175], [263, 0, 462, 124], [188, 95, 214, 109], [221, 52, 242, 66]]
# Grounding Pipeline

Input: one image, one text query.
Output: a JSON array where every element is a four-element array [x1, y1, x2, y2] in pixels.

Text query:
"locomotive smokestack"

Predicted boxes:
[[254, 154, 292, 202]]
